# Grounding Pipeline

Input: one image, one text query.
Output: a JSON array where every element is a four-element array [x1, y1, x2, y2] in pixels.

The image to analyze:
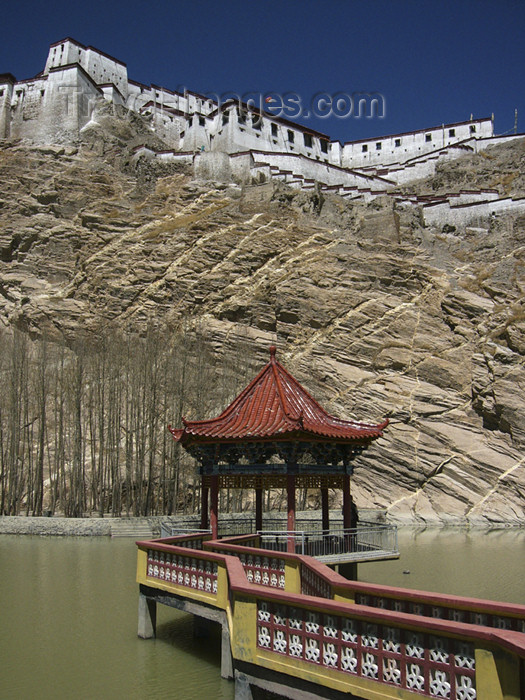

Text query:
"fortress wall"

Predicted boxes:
[[2, 39, 512, 197], [44, 39, 128, 98], [423, 196, 525, 227], [342, 118, 493, 169], [0, 77, 15, 138], [8, 77, 49, 142], [15, 66, 101, 143], [212, 106, 333, 163], [194, 151, 234, 181]]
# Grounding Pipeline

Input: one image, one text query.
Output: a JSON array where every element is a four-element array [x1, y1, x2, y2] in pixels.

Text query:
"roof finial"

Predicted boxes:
[[269, 345, 277, 362]]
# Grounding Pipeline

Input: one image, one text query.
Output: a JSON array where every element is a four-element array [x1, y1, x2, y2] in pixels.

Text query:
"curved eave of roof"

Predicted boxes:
[[169, 418, 389, 445]]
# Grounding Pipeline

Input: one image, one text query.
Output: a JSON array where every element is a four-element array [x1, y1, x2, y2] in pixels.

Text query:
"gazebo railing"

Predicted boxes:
[[257, 525, 398, 559], [162, 516, 385, 539], [160, 519, 398, 561]]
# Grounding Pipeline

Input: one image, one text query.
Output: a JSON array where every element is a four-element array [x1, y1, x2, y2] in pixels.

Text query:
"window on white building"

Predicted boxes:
[[271, 123, 278, 137], [362, 144, 368, 152], [253, 118, 262, 130], [304, 133, 313, 148], [470, 125, 476, 133], [287, 130, 294, 143], [376, 142, 382, 150], [449, 128, 455, 137], [395, 138, 401, 147], [425, 133, 432, 142], [199, 117, 205, 127], [320, 140, 328, 153]]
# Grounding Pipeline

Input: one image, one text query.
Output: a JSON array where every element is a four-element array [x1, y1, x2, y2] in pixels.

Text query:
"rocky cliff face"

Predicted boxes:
[[1, 103, 524, 525]]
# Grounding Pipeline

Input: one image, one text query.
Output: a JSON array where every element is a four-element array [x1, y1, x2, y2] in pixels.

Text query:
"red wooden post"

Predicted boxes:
[[200, 484, 209, 530], [210, 475, 219, 540], [342, 474, 353, 552], [321, 487, 330, 534], [342, 475, 352, 529], [287, 475, 296, 553], [255, 487, 263, 533]]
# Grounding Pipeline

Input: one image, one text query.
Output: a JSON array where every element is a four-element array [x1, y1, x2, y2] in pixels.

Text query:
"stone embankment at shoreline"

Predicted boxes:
[[0, 515, 176, 537], [0, 511, 522, 536]]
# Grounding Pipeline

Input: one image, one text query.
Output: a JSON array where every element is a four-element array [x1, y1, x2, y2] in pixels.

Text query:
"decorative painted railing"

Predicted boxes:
[[137, 536, 525, 700], [256, 600, 478, 699]]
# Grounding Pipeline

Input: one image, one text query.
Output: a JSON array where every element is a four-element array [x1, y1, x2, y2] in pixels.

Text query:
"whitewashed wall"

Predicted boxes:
[[342, 119, 493, 169]]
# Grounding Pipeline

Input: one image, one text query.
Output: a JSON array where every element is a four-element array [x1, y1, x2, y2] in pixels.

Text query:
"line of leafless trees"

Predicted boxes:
[[0, 326, 253, 517]]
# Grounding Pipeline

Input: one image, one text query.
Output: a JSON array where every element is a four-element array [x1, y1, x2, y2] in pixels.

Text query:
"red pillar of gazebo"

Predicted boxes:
[[321, 487, 330, 534], [210, 475, 219, 539], [287, 475, 296, 553], [342, 474, 352, 530], [255, 488, 263, 532], [200, 484, 209, 530]]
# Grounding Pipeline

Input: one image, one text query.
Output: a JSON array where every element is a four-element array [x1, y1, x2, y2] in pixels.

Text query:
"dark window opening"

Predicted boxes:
[[0, 89, 4, 97], [470, 125, 476, 133], [449, 128, 455, 137], [253, 117, 262, 130], [362, 144, 368, 153], [425, 133, 432, 142], [180, 131, 185, 138], [303, 133, 313, 148], [395, 138, 401, 147], [199, 117, 205, 127], [271, 123, 278, 137], [320, 140, 328, 153], [222, 113, 229, 125], [376, 142, 382, 150], [287, 129, 294, 143]]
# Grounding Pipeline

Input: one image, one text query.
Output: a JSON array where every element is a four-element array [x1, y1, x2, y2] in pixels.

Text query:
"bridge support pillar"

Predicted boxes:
[[234, 671, 254, 699], [221, 622, 234, 680], [192, 615, 233, 679], [137, 593, 156, 638]]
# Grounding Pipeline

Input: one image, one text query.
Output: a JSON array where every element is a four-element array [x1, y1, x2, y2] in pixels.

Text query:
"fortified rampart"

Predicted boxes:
[[2, 38, 525, 225]]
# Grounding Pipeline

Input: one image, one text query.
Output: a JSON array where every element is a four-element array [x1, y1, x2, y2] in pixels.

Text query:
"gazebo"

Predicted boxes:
[[169, 346, 388, 552]]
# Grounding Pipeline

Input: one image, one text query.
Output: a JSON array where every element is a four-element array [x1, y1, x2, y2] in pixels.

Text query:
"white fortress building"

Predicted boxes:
[[1, 38, 524, 226]]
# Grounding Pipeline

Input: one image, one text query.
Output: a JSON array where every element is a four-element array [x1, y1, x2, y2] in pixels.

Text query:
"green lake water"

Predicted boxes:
[[1, 527, 523, 699]]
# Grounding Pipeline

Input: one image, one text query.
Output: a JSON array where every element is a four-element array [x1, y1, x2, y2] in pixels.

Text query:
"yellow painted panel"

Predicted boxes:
[[284, 560, 301, 594], [231, 596, 258, 664], [255, 650, 421, 699], [333, 587, 355, 604], [136, 548, 148, 584], [476, 646, 521, 700], [216, 564, 229, 609]]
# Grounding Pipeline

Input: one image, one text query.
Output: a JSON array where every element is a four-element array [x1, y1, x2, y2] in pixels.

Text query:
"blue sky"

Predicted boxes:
[[1, 0, 524, 144]]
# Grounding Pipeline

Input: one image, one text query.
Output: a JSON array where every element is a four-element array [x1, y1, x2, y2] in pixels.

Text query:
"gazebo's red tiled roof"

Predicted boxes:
[[169, 347, 388, 445]]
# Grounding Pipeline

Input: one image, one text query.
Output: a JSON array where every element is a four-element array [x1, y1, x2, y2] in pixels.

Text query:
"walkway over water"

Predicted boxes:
[[137, 533, 525, 700], [162, 519, 399, 565]]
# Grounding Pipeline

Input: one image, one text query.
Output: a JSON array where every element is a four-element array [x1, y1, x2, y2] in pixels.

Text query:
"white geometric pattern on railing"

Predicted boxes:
[[256, 602, 476, 698], [238, 553, 285, 589], [147, 549, 218, 594]]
